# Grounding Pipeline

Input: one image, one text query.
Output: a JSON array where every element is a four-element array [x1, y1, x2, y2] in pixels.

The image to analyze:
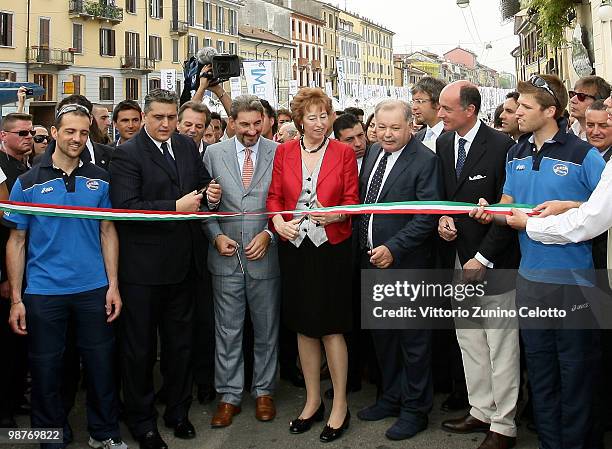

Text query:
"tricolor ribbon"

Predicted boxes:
[[0, 200, 536, 222]]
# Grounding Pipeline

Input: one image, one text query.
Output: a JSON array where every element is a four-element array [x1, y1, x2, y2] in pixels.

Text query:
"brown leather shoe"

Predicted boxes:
[[255, 395, 276, 422], [441, 413, 490, 434], [477, 431, 516, 449], [211, 402, 241, 428]]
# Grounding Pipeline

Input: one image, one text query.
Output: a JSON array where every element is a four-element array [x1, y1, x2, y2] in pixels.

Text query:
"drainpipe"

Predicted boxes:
[[26, 0, 31, 80]]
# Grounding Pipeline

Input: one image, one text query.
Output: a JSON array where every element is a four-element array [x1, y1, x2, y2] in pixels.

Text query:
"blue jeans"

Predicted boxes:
[[24, 287, 120, 449]]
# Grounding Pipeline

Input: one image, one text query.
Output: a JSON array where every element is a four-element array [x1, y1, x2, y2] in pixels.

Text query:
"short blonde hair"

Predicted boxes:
[[291, 87, 332, 133]]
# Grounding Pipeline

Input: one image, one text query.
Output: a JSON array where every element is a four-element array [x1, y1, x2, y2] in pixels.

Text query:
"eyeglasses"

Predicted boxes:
[[7, 129, 36, 137], [33, 135, 51, 144], [569, 91, 598, 102], [56, 103, 91, 120], [529, 75, 561, 109]]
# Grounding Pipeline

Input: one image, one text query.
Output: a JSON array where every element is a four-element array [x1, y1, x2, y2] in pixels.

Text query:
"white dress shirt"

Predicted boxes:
[[144, 127, 175, 158], [356, 157, 363, 173], [366, 146, 405, 248], [85, 138, 96, 164], [526, 158, 612, 245], [571, 120, 587, 141], [454, 120, 481, 165], [235, 137, 260, 173]]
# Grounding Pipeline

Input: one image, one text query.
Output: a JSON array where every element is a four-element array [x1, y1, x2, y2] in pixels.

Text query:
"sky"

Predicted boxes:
[[321, 0, 519, 74]]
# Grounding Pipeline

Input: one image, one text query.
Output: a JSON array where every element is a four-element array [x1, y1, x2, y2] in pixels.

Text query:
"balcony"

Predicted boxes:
[[311, 60, 321, 71], [69, 0, 123, 24], [27, 47, 74, 68], [298, 57, 308, 68], [170, 20, 189, 35], [120, 56, 155, 72]]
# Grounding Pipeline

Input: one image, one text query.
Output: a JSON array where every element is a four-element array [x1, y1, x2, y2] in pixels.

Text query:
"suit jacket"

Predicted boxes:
[[415, 128, 427, 142], [358, 138, 443, 268], [436, 122, 520, 270], [109, 129, 213, 285], [202, 136, 279, 279], [266, 138, 359, 244]]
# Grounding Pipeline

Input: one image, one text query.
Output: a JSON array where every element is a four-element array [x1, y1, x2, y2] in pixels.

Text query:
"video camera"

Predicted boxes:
[[183, 47, 240, 90]]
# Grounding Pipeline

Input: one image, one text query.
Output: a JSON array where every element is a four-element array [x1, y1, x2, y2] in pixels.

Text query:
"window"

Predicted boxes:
[[72, 23, 83, 53], [99, 29, 115, 56], [216, 40, 224, 53], [149, 0, 163, 19], [34, 74, 53, 101], [203, 2, 212, 30], [228, 9, 236, 35], [125, 31, 140, 58], [126, 0, 136, 14], [216, 6, 224, 33], [204, 37, 212, 48], [172, 39, 179, 62], [0, 70, 16, 81], [0, 12, 13, 47], [149, 35, 162, 60], [39, 18, 50, 47], [72, 74, 82, 95], [187, 0, 195, 26], [99, 76, 114, 101], [188, 35, 198, 56], [149, 78, 160, 91], [126, 78, 139, 100], [229, 42, 236, 55]]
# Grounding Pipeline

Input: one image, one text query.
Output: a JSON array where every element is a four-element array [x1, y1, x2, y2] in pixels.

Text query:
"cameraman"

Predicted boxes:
[[192, 64, 233, 138]]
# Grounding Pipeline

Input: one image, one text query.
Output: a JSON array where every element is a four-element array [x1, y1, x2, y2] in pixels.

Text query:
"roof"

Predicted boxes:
[[443, 46, 478, 58], [238, 26, 294, 46]]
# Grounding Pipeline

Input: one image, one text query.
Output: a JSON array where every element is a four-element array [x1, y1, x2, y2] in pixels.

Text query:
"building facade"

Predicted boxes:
[[0, 0, 243, 123], [290, 10, 324, 88]]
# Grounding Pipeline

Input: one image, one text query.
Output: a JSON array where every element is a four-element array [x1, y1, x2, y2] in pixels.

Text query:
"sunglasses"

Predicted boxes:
[[529, 75, 561, 109], [33, 135, 51, 144], [7, 129, 36, 137], [569, 91, 598, 102]]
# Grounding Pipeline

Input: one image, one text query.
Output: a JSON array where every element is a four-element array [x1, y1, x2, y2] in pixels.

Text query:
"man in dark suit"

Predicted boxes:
[[412, 77, 447, 151], [436, 81, 520, 449], [109, 89, 221, 449], [356, 99, 442, 441]]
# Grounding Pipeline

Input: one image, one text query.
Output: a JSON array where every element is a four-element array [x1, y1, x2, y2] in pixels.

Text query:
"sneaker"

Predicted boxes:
[[88, 436, 128, 449]]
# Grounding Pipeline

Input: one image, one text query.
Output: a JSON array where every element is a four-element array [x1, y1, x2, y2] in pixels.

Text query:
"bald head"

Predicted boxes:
[[437, 80, 481, 135]]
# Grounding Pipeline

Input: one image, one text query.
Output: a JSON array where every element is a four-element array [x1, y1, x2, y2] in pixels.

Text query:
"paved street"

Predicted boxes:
[[8, 376, 585, 449]]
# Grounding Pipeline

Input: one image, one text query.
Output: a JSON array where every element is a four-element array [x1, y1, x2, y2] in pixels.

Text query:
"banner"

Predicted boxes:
[[325, 82, 333, 97], [288, 80, 299, 95], [160, 69, 176, 92], [243, 60, 277, 107], [230, 76, 242, 99]]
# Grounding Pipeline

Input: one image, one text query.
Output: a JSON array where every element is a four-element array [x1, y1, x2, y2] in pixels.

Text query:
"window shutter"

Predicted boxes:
[[110, 29, 116, 56], [99, 28, 104, 55], [159, 0, 163, 18]]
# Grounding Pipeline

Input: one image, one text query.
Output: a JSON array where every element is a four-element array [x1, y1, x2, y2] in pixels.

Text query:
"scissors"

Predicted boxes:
[[235, 243, 245, 275], [197, 176, 223, 195]]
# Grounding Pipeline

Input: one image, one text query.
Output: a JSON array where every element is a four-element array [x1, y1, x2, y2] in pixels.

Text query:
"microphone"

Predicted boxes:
[[196, 47, 218, 66]]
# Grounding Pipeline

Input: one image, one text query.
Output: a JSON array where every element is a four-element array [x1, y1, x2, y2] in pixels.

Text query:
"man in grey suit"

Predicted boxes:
[[202, 95, 280, 428]]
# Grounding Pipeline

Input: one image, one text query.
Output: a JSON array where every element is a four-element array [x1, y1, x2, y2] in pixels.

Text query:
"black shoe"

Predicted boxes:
[[289, 401, 325, 434], [138, 430, 168, 449], [441, 390, 469, 412], [197, 385, 217, 405], [167, 419, 196, 439], [324, 382, 362, 399], [319, 409, 350, 443]]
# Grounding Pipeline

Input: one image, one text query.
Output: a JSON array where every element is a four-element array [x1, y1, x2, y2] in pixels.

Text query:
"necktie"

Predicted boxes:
[[456, 137, 467, 179], [360, 151, 390, 249], [242, 147, 254, 188], [424, 128, 434, 141], [161, 141, 178, 179]]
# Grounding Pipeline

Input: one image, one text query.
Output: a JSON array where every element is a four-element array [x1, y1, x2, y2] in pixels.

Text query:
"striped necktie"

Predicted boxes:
[[242, 147, 254, 188]]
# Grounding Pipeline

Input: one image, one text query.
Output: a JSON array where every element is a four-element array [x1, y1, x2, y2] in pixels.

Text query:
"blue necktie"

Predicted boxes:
[[456, 137, 467, 179], [161, 141, 178, 179], [360, 151, 390, 249]]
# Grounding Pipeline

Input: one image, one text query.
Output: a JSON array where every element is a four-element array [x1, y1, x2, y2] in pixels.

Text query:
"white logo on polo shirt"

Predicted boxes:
[[553, 164, 569, 176], [86, 180, 100, 191], [41, 186, 54, 194]]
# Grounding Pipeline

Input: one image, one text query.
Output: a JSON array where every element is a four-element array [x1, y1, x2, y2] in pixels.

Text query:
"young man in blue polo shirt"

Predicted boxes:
[[472, 74, 605, 449], [5, 105, 127, 449]]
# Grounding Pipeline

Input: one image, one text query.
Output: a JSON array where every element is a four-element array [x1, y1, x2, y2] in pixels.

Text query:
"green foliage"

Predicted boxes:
[[526, 0, 575, 47]]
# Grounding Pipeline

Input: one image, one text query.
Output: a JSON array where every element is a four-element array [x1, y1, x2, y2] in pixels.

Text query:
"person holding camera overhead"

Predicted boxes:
[[266, 87, 359, 443]]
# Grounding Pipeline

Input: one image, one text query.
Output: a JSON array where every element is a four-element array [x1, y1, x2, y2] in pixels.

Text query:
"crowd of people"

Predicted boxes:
[[0, 71, 612, 449]]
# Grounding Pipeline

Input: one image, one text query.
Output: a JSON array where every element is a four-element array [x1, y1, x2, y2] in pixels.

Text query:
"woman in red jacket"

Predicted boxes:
[[267, 88, 359, 443]]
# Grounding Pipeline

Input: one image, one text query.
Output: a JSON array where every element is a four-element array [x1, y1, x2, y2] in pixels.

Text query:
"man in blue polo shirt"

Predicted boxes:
[[472, 74, 604, 449], [5, 104, 127, 449]]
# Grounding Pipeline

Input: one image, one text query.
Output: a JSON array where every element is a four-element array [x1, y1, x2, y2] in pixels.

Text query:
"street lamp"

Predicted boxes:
[[599, 0, 612, 21], [457, 0, 470, 8]]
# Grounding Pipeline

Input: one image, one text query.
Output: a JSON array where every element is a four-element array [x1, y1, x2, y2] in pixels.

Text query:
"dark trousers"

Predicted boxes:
[[192, 271, 215, 390], [518, 278, 603, 449], [25, 287, 119, 449], [371, 329, 433, 419], [120, 279, 195, 438], [0, 299, 28, 420]]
